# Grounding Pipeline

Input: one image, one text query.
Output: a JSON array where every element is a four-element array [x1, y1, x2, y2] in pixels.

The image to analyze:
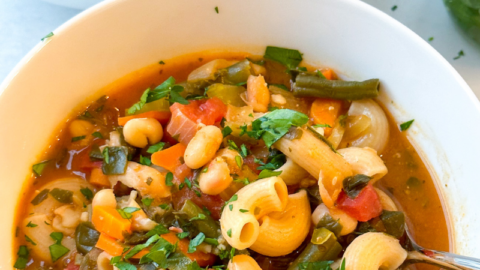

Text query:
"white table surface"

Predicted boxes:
[[1, 0, 480, 98]]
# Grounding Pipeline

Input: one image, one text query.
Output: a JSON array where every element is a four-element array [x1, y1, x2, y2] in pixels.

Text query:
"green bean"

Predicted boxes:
[[218, 60, 252, 85], [180, 200, 220, 238], [75, 222, 100, 255], [293, 73, 380, 100], [287, 228, 342, 270]]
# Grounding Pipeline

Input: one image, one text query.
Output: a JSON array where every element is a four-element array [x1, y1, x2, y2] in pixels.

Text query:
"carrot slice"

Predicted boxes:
[[118, 111, 171, 126], [89, 167, 111, 187], [310, 98, 343, 137], [92, 206, 132, 240], [151, 143, 187, 172], [95, 233, 124, 256], [320, 69, 335, 80], [161, 232, 217, 267]]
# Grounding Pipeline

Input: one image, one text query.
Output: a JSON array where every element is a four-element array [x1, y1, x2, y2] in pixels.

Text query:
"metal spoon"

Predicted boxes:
[[400, 226, 480, 270]]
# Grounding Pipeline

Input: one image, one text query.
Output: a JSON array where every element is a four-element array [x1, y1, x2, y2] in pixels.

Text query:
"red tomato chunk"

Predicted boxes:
[[336, 184, 382, 222]]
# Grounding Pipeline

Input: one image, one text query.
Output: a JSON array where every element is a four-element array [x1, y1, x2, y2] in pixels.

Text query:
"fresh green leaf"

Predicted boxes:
[[159, 204, 170, 210], [240, 144, 248, 157], [125, 234, 160, 259], [170, 85, 189, 105], [227, 229, 232, 237], [202, 206, 211, 216], [214, 6, 219, 13], [71, 135, 86, 142], [343, 174, 372, 199], [400, 119, 414, 131], [146, 224, 170, 237], [147, 76, 176, 102], [239, 124, 248, 136], [41, 32, 54, 41], [235, 155, 242, 168], [30, 189, 50, 205], [117, 207, 140, 219], [25, 235, 36, 245], [14, 245, 29, 269], [165, 172, 174, 186], [454, 50, 465, 60], [114, 262, 136, 270], [110, 256, 121, 264], [239, 209, 249, 213], [139, 155, 152, 166], [49, 188, 73, 203], [225, 194, 238, 205], [313, 123, 332, 128], [204, 237, 219, 246], [187, 261, 203, 270], [26, 221, 37, 228], [142, 197, 154, 207], [80, 187, 93, 200], [188, 232, 205, 253], [189, 213, 206, 221], [177, 231, 190, 239], [185, 178, 192, 189], [126, 88, 150, 115], [264, 46, 303, 70], [340, 258, 346, 270], [202, 167, 208, 173], [270, 84, 289, 91], [391, 5, 398, 11], [258, 169, 282, 179], [49, 232, 69, 262], [297, 67, 308, 72], [428, 37, 434, 42], [102, 146, 129, 175], [92, 131, 103, 139], [159, 61, 165, 65], [249, 109, 309, 147], [147, 142, 166, 154], [257, 149, 285, 170], [222, 126, 232, 138], [227, 140, 239, 151], [32, 161, 49, 177], [229, 204, 233, 211]]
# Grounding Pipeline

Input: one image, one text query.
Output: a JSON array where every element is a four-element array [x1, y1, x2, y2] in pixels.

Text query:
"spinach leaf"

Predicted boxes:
[[102, 146, 129, 175], [249, 109, 309, 147], [256, 149, 286, 170], [74, 222, 100, 255], [342, 174, 371, 199], [49, 188, 73, 203], [380, 210, 405, 238], [264, 46, 303, 70]]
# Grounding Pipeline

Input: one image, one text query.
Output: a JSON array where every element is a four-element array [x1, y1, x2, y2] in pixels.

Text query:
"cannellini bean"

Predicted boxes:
[[198, 157, 233, 195], [246, 75, 270, 112], [271, 94, 286, 105], [92, 189, 116, 209], [123, 118, 163, 148], [184, 125, 223, 169], [216, 148, 243, 174], [69, 119, 94, 138], [312, 204, 357, 236], [52, 205, 82, 236]]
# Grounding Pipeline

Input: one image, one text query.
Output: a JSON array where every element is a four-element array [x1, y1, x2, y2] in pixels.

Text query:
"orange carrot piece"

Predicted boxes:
[[92, 206, 131, 240], [95, 233, 124, 256], [151, 143, 187, 172], [131, 248, 150, 259], [310, 98, 343, 137], [118, 111, 171, 126], [320, 69, 335, 80], [89, 167, 111, 187], [161, 232, 217, 267]]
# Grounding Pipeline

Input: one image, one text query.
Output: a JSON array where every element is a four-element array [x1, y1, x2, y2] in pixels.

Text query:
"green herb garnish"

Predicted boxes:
[[14, 245, 29, 269], [264, 46, 303, 70], [343, 174, 372, 199], [227, 229, 232, 238], [400, 119, 414, 131], [142, 197, 154, 207], [80, 187, 93, 200], [222, 126, 232, 138], [165, 172, 174, 186], [49, 232, 69, 262], [92, 132, 103, 139], [391, 5, 397, 11], [71, 135, 86, 142], [139, 155, 152, 166], [32, 161, 49, 177], [188, 232, 205, 253], [126, 88, 150, 115], [147, 142, 165, 154], [454, 50, 465, 60], [41, 32, 54, 41], [49, 188, 73, 203], [26, 221, 37, 228], [258, 169, 282, 179], [117, 207, 140, 219], [31, 189, 50, 205]]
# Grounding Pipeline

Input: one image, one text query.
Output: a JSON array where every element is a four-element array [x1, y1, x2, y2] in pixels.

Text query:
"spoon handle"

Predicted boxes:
[[405, 250, 480, 270]]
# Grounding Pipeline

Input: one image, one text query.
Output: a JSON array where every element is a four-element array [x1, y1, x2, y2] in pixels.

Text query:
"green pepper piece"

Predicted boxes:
[[206, 83, 246, 106], [75, 222, 100, 255]]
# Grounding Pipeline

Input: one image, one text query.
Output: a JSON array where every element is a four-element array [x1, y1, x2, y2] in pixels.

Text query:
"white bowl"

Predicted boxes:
[[2, 0, 480, 266]]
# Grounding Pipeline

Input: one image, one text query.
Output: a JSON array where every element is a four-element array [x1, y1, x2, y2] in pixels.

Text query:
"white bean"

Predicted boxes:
[[92, 189, 116, 209], [198, 157, 233, 195], [184, 125, 223, 169], [123, 118, 163, 148]]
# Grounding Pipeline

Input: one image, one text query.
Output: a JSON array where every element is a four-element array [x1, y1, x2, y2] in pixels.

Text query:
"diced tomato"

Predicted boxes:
[[162, 125, 179, 145], [172, 187, 225, 220], [174, 163, 193, 184], [64, 254, 80, 270], [336, 184, 382, 222]]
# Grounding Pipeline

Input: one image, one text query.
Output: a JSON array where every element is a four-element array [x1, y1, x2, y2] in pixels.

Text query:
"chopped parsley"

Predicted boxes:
[[222, 126, 232, 138], [41, 32, 54, 41], [400, 119, 414, 131], [25, 235, 36, 245], [159, 61, 165, 65], [189, 213, 206, 221], [239, 209, 249, 213], [227, 229, 232, 238], [147, 76, 189, 105], [454, 50, 465, 60], [391, 5, 397, 11], [126, 88, 150, 115], [32, 161, 49, 177], [142, 197, 154, 207], [188, 232, 205, 253], [235, 155, 242, 168], [26, 221, 37, 228], [147, 142, 165, 154], [117, 207, 140, 219], [203, 206, 211, 216], [92, 131, 103, 139], [14, 245, 29, 269], [177, 231, 190, 239], [258, 169, 282, 179], [428, 37, 434, 42], [139, 155, 152, 166], [71, 135, 86, 142], [229, 204, 233, 211], [215, 6, 219, 13], [49, 232, 69, 262]]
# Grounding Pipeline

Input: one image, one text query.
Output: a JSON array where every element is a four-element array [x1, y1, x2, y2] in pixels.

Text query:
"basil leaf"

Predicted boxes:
[[126, 88, 150, 115], [147, 142, 165, 154], [49, 188, 73, 203], [342, 174, 372, 199], [170, 85, 189, 105], [142, 197, 154, 207], [31, 189, 50, 205], [400, 119, 414, 131], [125, 234, 160, 259], [188, 232, 205, 253], [148, 77, 176, 103], [102, 146, 129, 175], [264, 46, 303, 70]]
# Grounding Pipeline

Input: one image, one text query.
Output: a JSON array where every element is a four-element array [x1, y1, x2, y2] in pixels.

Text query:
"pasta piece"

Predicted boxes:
[[275, 157, 309, 185], [343, 99, 389, 153], [220, 177, 288, 250], [274, 127, 352, 207], [374, 188, 398, 211], [109, 161, 171, 199], [97, 251, 114, 270], [228, 254, 262, 270], [311, 204, 357, 236], [337, 147, 387, 183], [250, 190, 311, 256], [118, 191, 157, 231], [343, 232, 407, 270], [52, 205, 83, 235], [28, 177, 93, 218]]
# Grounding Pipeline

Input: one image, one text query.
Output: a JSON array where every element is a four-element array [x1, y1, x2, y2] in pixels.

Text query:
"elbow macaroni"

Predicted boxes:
[[227, 255, 262, 270], [312, 204, 357, 236], [220, 177, 288, 250], [275, 157, 309, 185], [275, 127, 352, 207], [343, 232, 407, 270], [374, 187, 398, 211], [250, 190, 311, 256], [337, 147, 387, 183]]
